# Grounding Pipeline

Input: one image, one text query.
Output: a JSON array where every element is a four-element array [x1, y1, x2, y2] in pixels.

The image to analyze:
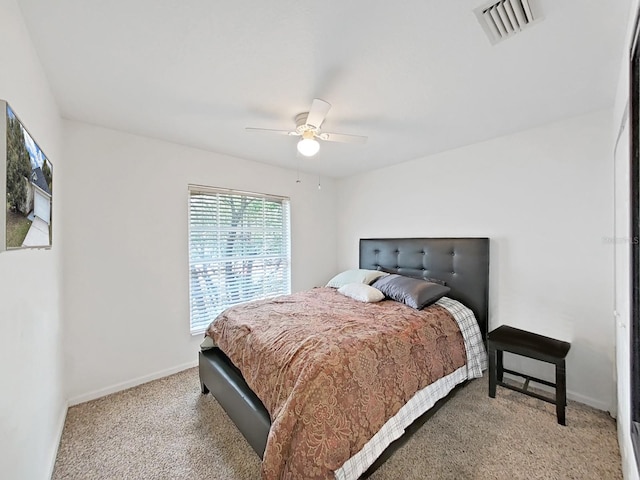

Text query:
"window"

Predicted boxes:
[[188, 186, 291, 334]]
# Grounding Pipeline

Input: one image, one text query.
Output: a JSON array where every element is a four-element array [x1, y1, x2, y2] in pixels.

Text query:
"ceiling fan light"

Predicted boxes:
[[297, 138, 320, 157]]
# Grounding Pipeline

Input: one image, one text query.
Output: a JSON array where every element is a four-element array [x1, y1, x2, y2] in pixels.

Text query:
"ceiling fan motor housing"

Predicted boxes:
[[295, 112, 318, 134]]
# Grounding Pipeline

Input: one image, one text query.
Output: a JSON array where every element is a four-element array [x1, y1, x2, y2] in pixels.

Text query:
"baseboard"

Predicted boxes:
[[67, 360, 198, 406], [47, 403, 68, 479], [502, 372, 611, 412], [567, 390, 611, 412]]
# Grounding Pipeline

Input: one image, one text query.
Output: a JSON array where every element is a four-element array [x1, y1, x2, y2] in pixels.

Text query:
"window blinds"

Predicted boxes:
[[188, 186, 291, 334]]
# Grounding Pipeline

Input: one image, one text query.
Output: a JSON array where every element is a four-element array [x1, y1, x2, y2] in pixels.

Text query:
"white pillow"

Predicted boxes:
[[326, 269, 388, 288], [338, 283, 385, 303]]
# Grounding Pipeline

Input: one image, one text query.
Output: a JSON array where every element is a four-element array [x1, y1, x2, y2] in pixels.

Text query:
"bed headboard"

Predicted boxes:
[[359, 238, 490, 339]]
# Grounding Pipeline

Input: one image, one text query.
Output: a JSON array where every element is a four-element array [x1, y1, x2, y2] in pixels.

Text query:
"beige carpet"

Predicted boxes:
[[53, 368, 621, 480]]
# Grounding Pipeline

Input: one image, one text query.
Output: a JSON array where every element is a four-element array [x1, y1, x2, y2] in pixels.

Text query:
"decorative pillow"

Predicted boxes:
[[325, 269, 388, 288], [338, 283, 385, 303], [376, 266, 446, 285], [371, 274, 451, 310]]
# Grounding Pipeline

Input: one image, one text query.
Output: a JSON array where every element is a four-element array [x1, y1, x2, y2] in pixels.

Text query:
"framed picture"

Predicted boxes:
[[630, 6, 640, 473], [0, 100, 53, 252]]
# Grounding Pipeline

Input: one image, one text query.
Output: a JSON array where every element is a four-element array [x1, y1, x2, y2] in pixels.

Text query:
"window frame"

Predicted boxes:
[[188, 185, 291, 335]]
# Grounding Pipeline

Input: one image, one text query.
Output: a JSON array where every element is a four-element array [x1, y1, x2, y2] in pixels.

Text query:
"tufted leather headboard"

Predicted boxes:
[[359, 238, 490, 339]]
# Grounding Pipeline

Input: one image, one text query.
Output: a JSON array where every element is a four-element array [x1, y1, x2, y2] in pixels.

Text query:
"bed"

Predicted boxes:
[[199, 237, 489, 479]]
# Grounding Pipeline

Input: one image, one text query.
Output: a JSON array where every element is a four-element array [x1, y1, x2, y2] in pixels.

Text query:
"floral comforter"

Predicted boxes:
[[206, 287, 467, 479]]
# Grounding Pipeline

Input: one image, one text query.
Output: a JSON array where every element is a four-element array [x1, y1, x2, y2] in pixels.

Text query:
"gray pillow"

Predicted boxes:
[[376, 266, 446, 286], [371, 274, 451, 310]]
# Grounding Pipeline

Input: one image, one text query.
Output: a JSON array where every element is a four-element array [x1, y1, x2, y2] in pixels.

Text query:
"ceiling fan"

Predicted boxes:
[[246, 99, 367, 157]]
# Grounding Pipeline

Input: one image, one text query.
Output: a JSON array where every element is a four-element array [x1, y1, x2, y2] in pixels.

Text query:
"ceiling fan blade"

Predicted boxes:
[[318, 132, 368, 144], [245, 127, 298, 136], [305, 99, 331, 129]]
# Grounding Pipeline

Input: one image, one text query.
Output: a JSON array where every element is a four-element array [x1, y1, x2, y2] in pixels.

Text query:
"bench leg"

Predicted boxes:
[[556, 360, 566, 426], [497, 350, 504, 382], [489, 345, 497, 398]]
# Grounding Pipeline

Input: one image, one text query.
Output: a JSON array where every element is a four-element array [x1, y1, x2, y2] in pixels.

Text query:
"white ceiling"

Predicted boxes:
[[17, 0, 631, 178]]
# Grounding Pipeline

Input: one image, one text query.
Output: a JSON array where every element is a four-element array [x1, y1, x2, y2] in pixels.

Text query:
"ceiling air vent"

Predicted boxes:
[[475, 0, 540, 45]]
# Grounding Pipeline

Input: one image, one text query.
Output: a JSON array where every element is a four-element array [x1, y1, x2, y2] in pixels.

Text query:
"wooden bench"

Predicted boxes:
[[487, 325, 571, 425]]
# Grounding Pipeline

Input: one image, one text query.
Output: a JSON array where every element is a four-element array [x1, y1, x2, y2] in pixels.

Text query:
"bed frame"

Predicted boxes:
[[199, 237, 490, 477]]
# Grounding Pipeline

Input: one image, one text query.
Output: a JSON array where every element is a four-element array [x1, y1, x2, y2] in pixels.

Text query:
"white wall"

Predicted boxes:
[[613, 1, 640, 478], [62, 121, 338, 403], [0, 0, 64, 478], [337, 109, 615, 411]]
